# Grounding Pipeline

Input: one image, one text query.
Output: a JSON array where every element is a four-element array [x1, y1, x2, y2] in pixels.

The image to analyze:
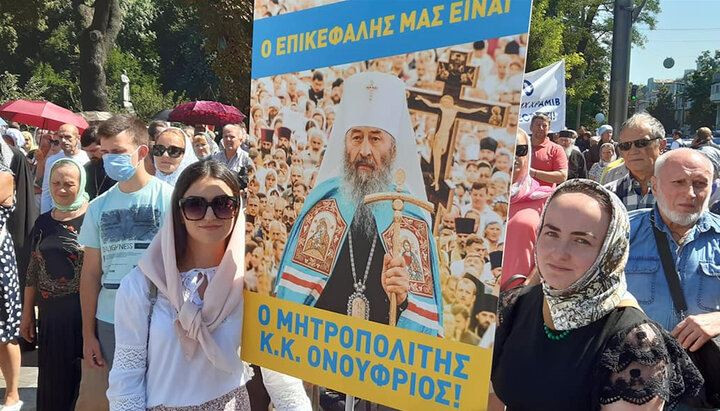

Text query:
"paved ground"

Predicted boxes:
[[0, 349, 38, 410]]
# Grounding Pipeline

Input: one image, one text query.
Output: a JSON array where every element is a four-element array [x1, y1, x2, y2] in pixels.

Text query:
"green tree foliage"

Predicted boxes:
[[0, 72, 48, 102], [179, 0, 253, 115], [647, 85, 678, 134], [105, 48, 186, 121], [527, 0, 660, 128], [0, 0, 215, 121], [686, 50, 720, 130]]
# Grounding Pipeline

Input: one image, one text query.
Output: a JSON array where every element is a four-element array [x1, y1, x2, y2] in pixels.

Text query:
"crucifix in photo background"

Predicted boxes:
[[407, 49, 509, 230]]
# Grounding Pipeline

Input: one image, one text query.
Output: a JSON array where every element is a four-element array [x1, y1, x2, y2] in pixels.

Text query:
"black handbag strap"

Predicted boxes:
[[650, 212, 689, 316]]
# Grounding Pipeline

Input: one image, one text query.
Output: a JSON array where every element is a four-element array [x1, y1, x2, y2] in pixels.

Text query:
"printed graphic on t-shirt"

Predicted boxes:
[[99, 205, 162, 280]]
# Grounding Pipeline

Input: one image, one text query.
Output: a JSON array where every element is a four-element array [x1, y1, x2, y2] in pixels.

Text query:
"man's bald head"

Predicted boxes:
[[57, 124, 80, 156], [58, 124, 79, 137], [654, 148, 713, 180]]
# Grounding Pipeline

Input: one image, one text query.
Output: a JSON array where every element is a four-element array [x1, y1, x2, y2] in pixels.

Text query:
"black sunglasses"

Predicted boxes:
[[49, 139, 60, 146], [152, 144, 185, 158], [617, 137, 661, 151], [178, 195, 240, 221], [515, 144, 529, 157]]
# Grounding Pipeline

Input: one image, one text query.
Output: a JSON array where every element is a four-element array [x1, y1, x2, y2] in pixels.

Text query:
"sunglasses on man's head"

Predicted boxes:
[[152, 144, 185, 158], [515, 144, 529, 157], [49, 139, 60, 146], [178, 195, 240, 221], [617, 137, 661, 151]]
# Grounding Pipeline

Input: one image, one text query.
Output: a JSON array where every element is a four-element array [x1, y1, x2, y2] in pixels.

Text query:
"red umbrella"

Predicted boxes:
[[169, 101, 246, 126], [0, 100, 89, 132]]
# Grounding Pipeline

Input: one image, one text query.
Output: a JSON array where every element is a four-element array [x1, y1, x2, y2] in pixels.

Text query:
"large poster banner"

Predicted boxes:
[[243, 1, 532, 409], [518, 59, 566, 132]]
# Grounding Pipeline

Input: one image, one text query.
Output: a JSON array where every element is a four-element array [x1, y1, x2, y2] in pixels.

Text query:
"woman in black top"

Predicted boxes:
[[491, 179, 702, 410], [20, 158, 88, 410]]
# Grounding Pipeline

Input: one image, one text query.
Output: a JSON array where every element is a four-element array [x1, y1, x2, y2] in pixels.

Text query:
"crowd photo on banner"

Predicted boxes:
[[1, 0, 720, 410], [248, 34, 528, 347]]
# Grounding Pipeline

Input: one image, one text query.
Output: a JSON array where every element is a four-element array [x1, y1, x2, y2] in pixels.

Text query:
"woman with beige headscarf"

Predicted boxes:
[[107, 161, 310, 410]]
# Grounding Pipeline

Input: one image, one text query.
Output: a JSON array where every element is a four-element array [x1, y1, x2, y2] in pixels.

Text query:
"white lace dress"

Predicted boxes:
[[108, 267, 311, 410]]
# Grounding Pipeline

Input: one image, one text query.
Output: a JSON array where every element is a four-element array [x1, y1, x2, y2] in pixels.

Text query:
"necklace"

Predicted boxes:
[[543, 324, 571, 341], [346, 232, 377, 320], [95, 170, 108, 195]]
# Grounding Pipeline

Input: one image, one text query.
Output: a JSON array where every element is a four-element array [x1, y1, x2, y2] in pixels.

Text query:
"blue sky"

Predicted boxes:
[[630, 0, 720, 85]]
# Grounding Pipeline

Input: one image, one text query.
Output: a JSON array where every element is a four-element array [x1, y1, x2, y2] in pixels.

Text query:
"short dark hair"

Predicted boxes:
[[148, 120, 168, 140], [504, 40, 520, 55], [171, 160, 242, 258], [473, 40, 486, 51], [80, 125, 100, 148], [477, 161, 493, 171], [331, 78, 343, 88], [97, 115, 149, 147], [471, 182, 488, 192], [312, 71, 324, 82], [531, 113, 551, 126]]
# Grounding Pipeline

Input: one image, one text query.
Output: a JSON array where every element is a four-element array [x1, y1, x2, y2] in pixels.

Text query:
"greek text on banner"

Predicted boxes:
[[242, 291, 492, 410], [252, 0, 532, 78]]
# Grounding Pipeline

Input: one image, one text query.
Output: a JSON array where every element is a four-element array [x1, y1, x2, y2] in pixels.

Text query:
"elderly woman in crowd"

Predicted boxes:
[[192, 132, 219, 161], [500, 129, 553, 290], [588, 142, 617, 182], [21, 158, 88, 410], [491, 179, 702, 410], [153, 128, 199, 186], [108, 160, 310, 410]]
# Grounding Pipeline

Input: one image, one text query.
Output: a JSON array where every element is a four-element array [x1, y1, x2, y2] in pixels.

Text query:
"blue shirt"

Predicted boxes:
[[626, 205, 720, 333], [78, 177, 173, 324]]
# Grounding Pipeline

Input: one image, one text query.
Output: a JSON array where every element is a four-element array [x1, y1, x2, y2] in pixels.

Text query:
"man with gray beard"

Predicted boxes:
[[626, 148, 720, 409], [274, 72, 443, 335], [556, 129, 586, 180]]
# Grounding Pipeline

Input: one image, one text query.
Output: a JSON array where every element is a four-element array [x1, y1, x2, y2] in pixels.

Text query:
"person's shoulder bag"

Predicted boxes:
[[651, 213, 720, 409]]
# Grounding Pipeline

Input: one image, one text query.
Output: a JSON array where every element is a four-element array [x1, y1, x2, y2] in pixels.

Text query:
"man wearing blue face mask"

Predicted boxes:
[[77, 115, 173, 407]]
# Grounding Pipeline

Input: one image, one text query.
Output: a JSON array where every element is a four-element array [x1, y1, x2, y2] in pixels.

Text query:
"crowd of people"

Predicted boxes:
[[489, 111, 720, 411], [0, 30, 717, 411], [0, 117, 314, 410]]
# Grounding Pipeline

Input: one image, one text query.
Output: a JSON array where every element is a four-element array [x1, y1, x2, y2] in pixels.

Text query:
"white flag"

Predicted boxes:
[[518, 59, 566, 133]]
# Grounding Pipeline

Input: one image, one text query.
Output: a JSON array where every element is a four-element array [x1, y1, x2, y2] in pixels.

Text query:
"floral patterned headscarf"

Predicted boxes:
[[536, 179, 631, 331]]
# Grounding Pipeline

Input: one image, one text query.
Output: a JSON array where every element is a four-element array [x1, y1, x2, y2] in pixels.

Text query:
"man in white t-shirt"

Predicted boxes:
[[670, 130, 686, 150], [79, 115, 173, 378], [40, 124, 90, 213]]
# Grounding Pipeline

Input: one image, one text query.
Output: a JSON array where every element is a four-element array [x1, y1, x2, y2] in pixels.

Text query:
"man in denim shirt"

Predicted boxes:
[[627, 149, 720, 409]]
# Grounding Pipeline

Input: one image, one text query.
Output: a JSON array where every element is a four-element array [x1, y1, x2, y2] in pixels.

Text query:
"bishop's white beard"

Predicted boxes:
[[655, 184, 710, 227], [562, 145, 574, 159], [343, 153, 393, 239]]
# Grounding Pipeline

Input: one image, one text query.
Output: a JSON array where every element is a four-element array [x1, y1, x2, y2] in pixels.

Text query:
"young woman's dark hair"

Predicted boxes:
[[552, 180, 613, 218], [171, 160, 242, 258]]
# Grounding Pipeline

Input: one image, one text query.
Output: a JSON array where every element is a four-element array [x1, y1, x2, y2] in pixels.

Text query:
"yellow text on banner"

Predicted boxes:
[[242, 291, 492, 410]]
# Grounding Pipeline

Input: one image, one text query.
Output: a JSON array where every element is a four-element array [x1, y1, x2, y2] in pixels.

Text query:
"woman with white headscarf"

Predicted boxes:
[[192, 132, 220, 161], [152, 128, 199, 186], [588, 142, 617, 182]]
